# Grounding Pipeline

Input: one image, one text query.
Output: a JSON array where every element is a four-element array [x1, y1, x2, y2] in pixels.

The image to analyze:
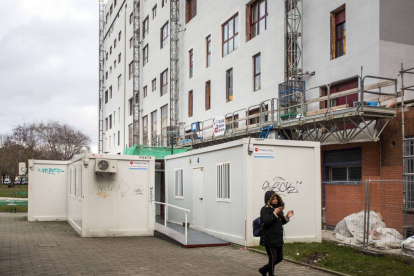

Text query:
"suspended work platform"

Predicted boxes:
[[172, 74, 398, 148]]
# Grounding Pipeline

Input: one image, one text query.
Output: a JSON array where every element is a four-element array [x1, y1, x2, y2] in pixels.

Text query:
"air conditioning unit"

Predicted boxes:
[[95, 159, 118, 173]]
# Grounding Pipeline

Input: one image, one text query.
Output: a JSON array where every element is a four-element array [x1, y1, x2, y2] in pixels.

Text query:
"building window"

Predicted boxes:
[[109, 86, 112, 99], [189, 49, 193, 78], [151, 110, 157, 145], [105, 90, 108, 104], [128, 123, 133, 147], [129, 98, 133, 116], [226, 68, 233, 102], [130, 37, 133, 49], [226, 115, 239, 131], [162, 0, 167, 8], [118, 31, 121, 41], [105, 71, 108, 80], [248, 106, 268, 125], [143, 16, 149, 39], [129, 62, 133, 80], [106, 13, 109, 24], [143, 116, 148, 145], [320, 77, 358, 109], [114, 0, 117, 7], [109, 114, 112, 129], [105, 118, 108, 131], [253, 53, 261, 91], [161, 69, 168, 96], [118, 53, 121, 63], [110, 66, 112, 74], [161, 105, 168, 144], [152, 78, 156, 91], [324, 148, 362, 184], [130, 12, 133, 25], [174, 168, 184, 198], [143, 45, 148, 66], [153, 5, 157, 19], [222, 14, 239, 57], [143, 85, 147, 98], [206, 35, 211, 67], [186, 0, 197, 23], [110, 4, 113, 15], [106, 52, 108, 60], [114, 60, 116, 69], [118, 74, 122, 91], [248, 0, 267, 41], [188, 90, 193, 117], [109, 136, 111, 149], [114, 39, 117, 49], [110, 46, 112, 55], [118, 131, 120, 146], [217, 162, 231, 202], [205, 81, 211, 110], [161, 21, 169, 49], [331, 7, 346, 59]]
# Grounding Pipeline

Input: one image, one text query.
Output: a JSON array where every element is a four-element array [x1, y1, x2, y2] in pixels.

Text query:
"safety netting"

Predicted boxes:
[[123, 144, 190, 158]]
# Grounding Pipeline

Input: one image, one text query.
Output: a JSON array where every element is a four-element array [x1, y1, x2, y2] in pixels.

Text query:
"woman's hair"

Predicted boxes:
[[266, 193, 284, 208]]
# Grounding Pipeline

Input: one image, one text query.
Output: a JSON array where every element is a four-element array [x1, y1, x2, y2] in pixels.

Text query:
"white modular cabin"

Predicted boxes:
[[165, 138, 321, 246], [28, 154, 155, 237]]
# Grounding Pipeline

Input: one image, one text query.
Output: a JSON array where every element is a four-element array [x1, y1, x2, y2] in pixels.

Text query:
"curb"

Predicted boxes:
[[248, 248, 350, 276]]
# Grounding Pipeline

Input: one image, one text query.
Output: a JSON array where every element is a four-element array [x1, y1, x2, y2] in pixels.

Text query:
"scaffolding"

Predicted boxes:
[[169, 0, 180, 134], [132, 0, 141, 146], [98, 1, 106, 154], [285, 0, 302, 81]]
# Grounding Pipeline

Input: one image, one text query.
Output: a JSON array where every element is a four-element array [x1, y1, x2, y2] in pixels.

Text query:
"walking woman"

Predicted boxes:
[[259, 191, 294, 276]]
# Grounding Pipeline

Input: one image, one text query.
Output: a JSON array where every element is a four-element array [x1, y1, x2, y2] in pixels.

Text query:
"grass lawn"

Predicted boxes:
[[0, 184, 28, 198], [252, 241, 414, 276]]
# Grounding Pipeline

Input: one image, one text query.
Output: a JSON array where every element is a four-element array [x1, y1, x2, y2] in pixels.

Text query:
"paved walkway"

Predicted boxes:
[[0, 213, 331, 276]]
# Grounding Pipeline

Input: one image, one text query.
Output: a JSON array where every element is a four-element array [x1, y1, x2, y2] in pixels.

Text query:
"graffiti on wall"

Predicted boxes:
[[38, 168, 65, 175], [96, 180, 145, 199], [262, 177, 303, 195]]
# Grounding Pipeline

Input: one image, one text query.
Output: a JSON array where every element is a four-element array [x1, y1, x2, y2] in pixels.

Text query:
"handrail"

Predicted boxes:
[[154, 201, 190, 245]]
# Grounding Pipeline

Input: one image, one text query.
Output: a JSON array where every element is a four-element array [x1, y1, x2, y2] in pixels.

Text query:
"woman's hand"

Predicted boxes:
[[286, 210, 294, 218], [274, 207, 284, 215]]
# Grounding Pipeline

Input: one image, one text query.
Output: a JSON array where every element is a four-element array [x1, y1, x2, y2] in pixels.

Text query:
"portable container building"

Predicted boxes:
[[165, 138, 321, 246], [28, 154, 155, 237]]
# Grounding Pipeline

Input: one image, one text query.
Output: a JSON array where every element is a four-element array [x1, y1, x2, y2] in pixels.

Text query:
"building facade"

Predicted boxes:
[[101, 0, 414, 239]]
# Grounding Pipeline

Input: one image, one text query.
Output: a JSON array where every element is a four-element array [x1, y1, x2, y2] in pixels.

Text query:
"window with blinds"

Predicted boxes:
[[217, 162, 231, 202], [174, 168, 184, 198]]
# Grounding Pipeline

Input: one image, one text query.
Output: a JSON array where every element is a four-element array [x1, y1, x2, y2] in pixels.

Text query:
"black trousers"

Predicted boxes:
[[260, 246, 283, 276]]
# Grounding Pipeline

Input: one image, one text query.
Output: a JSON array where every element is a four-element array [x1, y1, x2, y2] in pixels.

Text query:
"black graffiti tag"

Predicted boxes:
[[262, 177, 303, 194]]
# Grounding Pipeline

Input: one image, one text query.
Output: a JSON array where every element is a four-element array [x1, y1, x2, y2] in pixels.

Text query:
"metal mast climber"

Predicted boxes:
[[98, 1, 106, 153], [170, 0, 180, 134], [132, 0, 141, 147], [285, 0, 303, 81]]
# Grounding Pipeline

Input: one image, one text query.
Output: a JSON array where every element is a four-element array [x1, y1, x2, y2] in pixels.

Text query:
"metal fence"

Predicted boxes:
[[322, 179, 414, 256]]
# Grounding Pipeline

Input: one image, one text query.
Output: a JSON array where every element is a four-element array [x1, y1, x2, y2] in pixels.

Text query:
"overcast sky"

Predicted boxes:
[[0, 0, 99, 152]]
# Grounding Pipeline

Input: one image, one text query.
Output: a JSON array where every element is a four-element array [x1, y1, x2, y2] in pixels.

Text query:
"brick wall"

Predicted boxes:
[[322, 108, 414, 233]]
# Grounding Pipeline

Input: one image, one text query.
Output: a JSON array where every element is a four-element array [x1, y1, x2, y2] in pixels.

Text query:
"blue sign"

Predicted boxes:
[[191, 122, 200, 132]]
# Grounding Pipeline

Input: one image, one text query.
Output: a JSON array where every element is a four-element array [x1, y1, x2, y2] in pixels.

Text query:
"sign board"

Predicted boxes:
[[129, 161, 148, 170], [191, 122, 200, 132], [213, 116, 225, 136], [253, 146, 275, 159]]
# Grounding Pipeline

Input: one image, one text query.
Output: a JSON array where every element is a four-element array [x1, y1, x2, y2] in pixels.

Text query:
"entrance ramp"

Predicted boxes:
[[154, 202, 230, 248]]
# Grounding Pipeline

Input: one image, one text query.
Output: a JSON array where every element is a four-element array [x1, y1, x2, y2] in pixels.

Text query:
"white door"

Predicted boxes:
[[192, 167, 205, 229]]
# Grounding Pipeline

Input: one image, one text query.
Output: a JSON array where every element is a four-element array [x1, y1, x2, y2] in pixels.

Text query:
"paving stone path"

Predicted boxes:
[[0, 213, 331, 275]]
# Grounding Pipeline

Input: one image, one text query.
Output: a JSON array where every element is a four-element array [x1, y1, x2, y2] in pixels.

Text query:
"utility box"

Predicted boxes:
[[28, 154, 155, 238], [165, 138, 321, 246]]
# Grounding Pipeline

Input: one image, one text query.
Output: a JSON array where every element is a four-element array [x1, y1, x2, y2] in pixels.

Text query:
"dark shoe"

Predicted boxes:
[[258, 265, 267, 276]]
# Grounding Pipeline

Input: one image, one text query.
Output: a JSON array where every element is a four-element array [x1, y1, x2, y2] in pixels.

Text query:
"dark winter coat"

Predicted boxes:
[[259, 191, 289, 247]]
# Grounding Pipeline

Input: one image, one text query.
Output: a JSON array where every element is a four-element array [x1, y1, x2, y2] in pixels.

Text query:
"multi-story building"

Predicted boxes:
[[100, 0, 414, 236]]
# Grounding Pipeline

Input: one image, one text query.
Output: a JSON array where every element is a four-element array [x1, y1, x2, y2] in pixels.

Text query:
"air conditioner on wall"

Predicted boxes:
[[95, 159, 118, 173]]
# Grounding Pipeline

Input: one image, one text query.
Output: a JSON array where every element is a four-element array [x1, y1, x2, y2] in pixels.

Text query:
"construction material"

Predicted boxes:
[[306, 104, 348, 116]]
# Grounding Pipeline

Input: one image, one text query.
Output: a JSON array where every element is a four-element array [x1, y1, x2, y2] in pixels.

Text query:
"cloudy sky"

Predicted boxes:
[[0, 0, 100, 152]]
